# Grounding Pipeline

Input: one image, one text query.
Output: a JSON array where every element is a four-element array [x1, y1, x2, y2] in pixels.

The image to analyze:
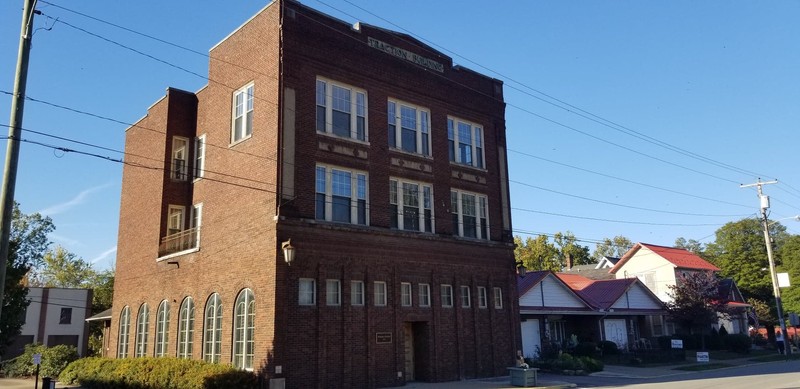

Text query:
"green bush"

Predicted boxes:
[[578, 356, 604, 372], [599, 340, 619, 355], [60, 357, 257, 389], [572, 342, 599, 358], [726, 333, 752, 354], [1, 344, 79, 378]]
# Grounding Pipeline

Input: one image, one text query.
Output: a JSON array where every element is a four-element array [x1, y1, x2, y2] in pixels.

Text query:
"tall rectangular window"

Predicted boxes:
[[441, 285, 453, 308], [232, 84, 254, 143], [493, 287, 503, 309], [326, 280, 341, 306], [401, 282, 412, 307], [447, 116, 485, 168], [387, 99, 431, 157], [316, 165, 368, 225], [60, 308, 72, 324], [299, 279, 316, 306], [171, 137, 188, 181], [193, 135, 205, 180], [167, 206, 185, 236], [316, 78, 367, 141], [351, 281, 364, 306], [451, 190, 489, 240], [478, 287, 488, 308], [390, 178, 433, 232], [191, 204, 202, 248], [460, 286, 471, 308], [419, 284, 431, 307], [374, 281, 387, 306]]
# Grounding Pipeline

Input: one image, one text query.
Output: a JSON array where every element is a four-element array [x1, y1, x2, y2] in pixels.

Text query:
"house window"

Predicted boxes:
[[117, 306, 131, 358], [493, 287, 503, 309], [390, 179, 433, 232], [167, 206, 185, 236], [548, 320, 566, 343], [154, 300, 170, 357], [191, 204, 202, 249], [299, 279, 316, 306], [448, 117, 485, 168], [233, 288, 255, 371], [478, 287, 488, 308], [326, 280, 341, 306], [203, 293, 222, 363], [451, 190, 489, 239], [59, 308, 72, 324], [315, 165, 368, 225], [441, 285, 453, 308], [460, 286, 471, 308], [401, 282, 412, 307], [637, 272, 657, 294], [316, 78, 367, 141], [134, 303, 149, 358], [232, 83, 254, 143], [374, 281, 387, 306], [419, 284, 431, 307], [351, 281, 364, 306], [388, 99, 431, 156], [194, 135, 205, 180], [171, 137, 189, 181], [177, 297, 194, 359]]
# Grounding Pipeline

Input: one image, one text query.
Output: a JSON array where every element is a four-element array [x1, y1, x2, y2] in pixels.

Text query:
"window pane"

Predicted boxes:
[[356, 92, 366, 141], [402, 183, 420, 231], [420, 111, 429, 155], [475, 127, 483, 168], [448, 119, 455, 162], [388, 102, 396, 148], [332, 110, 351, 137], [316, 167, 326, 220], [401, 106, 417, 153], [462, 194, 477, 238], [458, 122, 473, 165]]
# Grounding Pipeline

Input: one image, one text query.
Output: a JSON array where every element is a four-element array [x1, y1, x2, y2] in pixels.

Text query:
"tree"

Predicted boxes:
[[1, 204, 54, 354], [675, 237, 704, 256], [514, 235, 560, 272], [666, 271, 730, 339], [776, 234, 800, 316], [591, 235, 633, 261], [28, 246, 95, 288], [553, 231, 591, 267]]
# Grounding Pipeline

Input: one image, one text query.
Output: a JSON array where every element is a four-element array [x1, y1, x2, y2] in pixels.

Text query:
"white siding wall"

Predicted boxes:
[[611, 284, 663, 310], [17, 288, 91, 355], [614, 247, 676, 302], [520, 275, 586, 308], [20, 288, 44, 342]]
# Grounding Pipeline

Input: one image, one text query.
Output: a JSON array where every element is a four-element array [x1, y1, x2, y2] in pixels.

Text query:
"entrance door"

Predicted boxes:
[[604, 319, 628, 350], [520, 319, 540, 359], [404, 322, 415, 381]]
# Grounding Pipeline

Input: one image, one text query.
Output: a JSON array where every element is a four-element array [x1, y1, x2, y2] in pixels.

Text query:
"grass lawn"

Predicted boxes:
[[748, 353, 800, 363], [673, 362, 733, 371]]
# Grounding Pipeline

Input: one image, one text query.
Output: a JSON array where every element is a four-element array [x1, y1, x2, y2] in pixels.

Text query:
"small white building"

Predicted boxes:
[[4, 287, 92, 359]]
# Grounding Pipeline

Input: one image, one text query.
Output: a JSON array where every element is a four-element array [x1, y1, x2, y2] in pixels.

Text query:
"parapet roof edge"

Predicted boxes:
[[209, 0, 278, 53]]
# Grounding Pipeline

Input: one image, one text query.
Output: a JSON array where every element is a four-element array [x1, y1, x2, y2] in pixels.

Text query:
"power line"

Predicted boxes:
[[511, 207, 724, 227]]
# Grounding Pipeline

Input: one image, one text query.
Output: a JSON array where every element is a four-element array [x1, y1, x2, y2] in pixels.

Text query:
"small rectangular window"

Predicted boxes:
[[478, 287, 487, 309], [232, 84, 254, 143], [193, 135, 205, 180], [299, 279, 316, 306], [390, 178, 434, 233], [374, 281, 387, 306], [316, 78, 367, 141], [451, 189, 489, 240], [351, 281, 364, 306], [419, 284, 431, 307], [448, 116, 485, 168], [441, 285, 453, 308], [493, 287, 503, 309], [59, 308, 72, 324], [387, 99, 431, 157], [326, 279, 341, 306], [401, 282, 412, 307], [316, 164, 369, 226], [171, 137, 189, 181], [460, 286, 471, 308]]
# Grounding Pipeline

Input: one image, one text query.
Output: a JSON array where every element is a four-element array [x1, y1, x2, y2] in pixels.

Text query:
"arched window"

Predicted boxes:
[[117, 306, 130, 358], [203, 293, 222, 363], [135, 303, 150, 357], [233, 288, 255, 370], [154, 300, 170, 357], [177, 297, 195, 359]]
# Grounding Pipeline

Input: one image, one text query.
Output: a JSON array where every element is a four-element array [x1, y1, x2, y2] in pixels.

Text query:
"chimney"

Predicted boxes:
[[565, 253, 573, 270]]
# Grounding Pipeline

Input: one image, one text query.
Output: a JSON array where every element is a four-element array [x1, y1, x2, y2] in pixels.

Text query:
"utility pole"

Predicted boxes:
[[741, 179, 790, 355], [0, 0, 37, 324]]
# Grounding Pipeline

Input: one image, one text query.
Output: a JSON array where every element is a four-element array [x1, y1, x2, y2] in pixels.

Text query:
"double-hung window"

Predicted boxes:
[[478, 287, 488, 309], [441, 285, 453, 308], [389, 179, 433, 232], [351, 281, 364, 306], [451, 190, 489, 239], [419, 284, 431, 307], [374, 281, 387, 306], [388, 99, 431, 156], [460, 286, 471, 308], [493, 287, 503, 309], [316, 165, 368, 225], [194, 135, 205, 180], [316, 78, 367, 141], [401, 282, 412, 307], [448, 117, 485, 168], [171, 137, 189, 181], [326, 280, 341, 306], [232, 83, 254, 143], [299, 279, 316, 306]]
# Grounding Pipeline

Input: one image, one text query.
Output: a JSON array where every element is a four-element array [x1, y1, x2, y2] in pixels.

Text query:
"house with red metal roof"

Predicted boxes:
[[518, 271, 664, 358]]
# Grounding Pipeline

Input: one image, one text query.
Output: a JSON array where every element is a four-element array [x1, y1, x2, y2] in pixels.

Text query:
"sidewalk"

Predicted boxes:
[[0, 377, 80, 389]]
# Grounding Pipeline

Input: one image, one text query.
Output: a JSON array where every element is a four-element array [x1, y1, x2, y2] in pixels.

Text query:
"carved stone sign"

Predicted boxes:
[[376, 332, 392, 344], [368, 37, 444, 73]]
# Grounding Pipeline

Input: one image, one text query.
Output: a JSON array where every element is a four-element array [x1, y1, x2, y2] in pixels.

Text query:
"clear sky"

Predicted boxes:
[[1, 0, 798, 271]]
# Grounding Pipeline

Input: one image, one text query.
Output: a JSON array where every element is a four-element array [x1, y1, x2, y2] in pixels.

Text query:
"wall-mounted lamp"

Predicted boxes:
[[282, 239, 296, 266], [516, 261, 526, 277]]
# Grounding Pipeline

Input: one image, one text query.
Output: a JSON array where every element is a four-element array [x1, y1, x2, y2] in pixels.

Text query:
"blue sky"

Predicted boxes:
[[1, 0, 798, 271]]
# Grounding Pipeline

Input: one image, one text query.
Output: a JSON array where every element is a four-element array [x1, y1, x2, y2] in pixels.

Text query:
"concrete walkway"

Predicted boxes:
[[0, 377, 80, 389]]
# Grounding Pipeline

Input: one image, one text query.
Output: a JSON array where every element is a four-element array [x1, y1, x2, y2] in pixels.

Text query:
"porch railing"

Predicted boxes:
[[158, 227, 199, 257]]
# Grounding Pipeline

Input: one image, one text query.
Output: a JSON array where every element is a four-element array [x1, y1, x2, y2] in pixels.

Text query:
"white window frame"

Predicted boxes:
[[460, 286, 471, 308], [419, 284, 431, 307], [388, 98, 431, 156], [232, 83, 254, 143], [167, 205, 185, 236], [117, 306, 131, 358], [493, 287, 503, 309], [326, 279, 341, 306], [177, 297, 194, 359], [316, 77, 368, 142], [351, 281, 364, 306], [441, 285, 453, 308], [478, 287, 488, 309], [451, 190, 489, 240], [203, 293, 222, 363], [134, 303, 149, 358], [390, 178, 434, 233], [194, 134, 206, 180], [448, 116, 485, 169], [171, 137, 189, 181], [315, 164, 369, 225], [233, 288, 255, 371], [374, 281, 387, 306], [191, 204, 202, 248], [299, 278, 316, 306], [401, 282, 412, 307], [154, 300, 170, 357]]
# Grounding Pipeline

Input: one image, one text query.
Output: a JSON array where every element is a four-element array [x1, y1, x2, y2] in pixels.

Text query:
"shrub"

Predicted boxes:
[[1, 344, 79, 379], [751, 332, 767, 346], [599, 340, 619, 355], [578, 356, 604, 372], [572, 342, 599, 358], [726, 333, 752, 354], [60, 357, 257, 389]]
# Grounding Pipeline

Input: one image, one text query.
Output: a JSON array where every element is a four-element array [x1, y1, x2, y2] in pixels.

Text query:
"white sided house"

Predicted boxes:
[[3, 287, 92, 359]]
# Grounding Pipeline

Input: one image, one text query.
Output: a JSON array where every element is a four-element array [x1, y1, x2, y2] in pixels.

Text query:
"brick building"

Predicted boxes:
[[110, 1, 519, 387]]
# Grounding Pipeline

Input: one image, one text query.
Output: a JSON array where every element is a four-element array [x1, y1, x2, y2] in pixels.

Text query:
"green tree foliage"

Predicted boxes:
[[29, 245, 95, 288], [591, 235, 633, 261], [705, 218, 789, 302], [675, 237, 704, 256], [777, 234, 800, 316], [553, 231, 592, 267], [1, 204, 54, 355], [666, 271, 730, 335], [514, 235, 560, 271]]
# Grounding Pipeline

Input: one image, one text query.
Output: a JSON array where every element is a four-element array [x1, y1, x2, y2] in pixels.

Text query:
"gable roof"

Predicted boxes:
[[610, 243, 720, 274], [547, 272, 665, 313], [518, 271, 594, 312]]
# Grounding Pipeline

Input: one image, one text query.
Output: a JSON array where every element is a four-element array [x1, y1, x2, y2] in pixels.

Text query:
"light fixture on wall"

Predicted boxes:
[[282, 239, 296, 266]]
